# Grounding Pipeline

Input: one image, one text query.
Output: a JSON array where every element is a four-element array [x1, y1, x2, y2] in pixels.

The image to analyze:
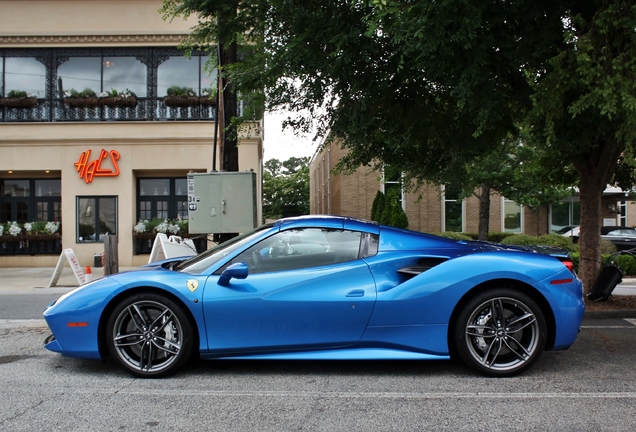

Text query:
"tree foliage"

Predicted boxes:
[[163, 0, 636, 291], [262, 157, 310, 220], [370, 190, 385, 222], [371, 190, 408, 229]]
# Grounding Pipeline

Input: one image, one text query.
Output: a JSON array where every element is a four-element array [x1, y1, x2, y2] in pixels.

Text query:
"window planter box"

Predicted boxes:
[[0, 234, 62, 255], [0, 97, 38, 108], [64, 97, 99, 108], [98, 96, 137, 108], [0, 235, 27, 255], [199, 96, 216, 107], [26, 234, 62, 254], [163, 95, 199, 107]]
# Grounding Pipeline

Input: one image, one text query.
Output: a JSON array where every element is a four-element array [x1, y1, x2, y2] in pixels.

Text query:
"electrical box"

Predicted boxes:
[[187, 171, 257, 234]]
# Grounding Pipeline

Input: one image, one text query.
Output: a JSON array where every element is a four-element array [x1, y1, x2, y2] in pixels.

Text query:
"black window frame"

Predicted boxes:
[[0, 178, 61, 224], [76, 195, 118, 243], [136, 177, 188, 222]]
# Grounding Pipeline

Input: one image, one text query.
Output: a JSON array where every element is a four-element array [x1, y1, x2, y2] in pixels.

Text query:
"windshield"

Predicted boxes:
[[175, 223, 275, 274]]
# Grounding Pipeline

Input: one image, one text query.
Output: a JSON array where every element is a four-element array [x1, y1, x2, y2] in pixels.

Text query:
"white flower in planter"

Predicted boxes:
[[8, 222, 22, 236], [133, 220, 148, 234], [45, 221, 60, 235]]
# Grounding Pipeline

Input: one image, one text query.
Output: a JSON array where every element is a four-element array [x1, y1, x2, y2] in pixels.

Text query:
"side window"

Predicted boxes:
[[230, 228, 363, 274]]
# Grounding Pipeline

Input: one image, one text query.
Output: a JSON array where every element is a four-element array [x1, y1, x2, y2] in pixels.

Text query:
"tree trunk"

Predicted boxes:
[[574, 140, 623, 293], [576, 178, 603, 294], [220, 39, 239, 172], [477, 184, 491, 241], [218, 5, 239, 173]]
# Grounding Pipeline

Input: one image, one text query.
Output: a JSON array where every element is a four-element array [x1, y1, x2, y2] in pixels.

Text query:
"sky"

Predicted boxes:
[[262, 110, 318, 162]]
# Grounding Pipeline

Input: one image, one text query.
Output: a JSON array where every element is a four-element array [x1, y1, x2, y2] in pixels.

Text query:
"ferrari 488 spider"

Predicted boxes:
[[43, 215, 584, 377]]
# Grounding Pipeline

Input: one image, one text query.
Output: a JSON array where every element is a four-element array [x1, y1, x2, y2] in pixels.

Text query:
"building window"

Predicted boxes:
[[382, 165, 403, 208], [443, 185, 464, 232], [2, 57, 46, 98], [503, 199, 523, 233], [137, 178, 188, 222], [1, 48, 230, 123], [57, 56, 148, 97], [77, 196, 117, 243], [618, 201, 627, 226], [551, 199, 580, 232], [157, 54, 215, 98], [0, 178, 61, 223]]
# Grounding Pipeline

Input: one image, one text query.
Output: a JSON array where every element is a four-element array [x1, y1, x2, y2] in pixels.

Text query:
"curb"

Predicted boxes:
[[583, 309, 636, 319]]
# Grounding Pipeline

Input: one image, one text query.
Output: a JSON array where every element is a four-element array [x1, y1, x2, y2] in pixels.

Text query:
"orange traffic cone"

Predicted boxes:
[[85, 265, 93, 283]]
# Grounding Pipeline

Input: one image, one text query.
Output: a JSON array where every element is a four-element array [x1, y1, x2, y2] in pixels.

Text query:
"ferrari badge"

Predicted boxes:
[[187, 280, 199, 293]]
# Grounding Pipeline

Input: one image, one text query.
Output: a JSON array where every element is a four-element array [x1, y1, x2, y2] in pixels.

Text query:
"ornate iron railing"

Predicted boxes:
[[0, 97, 218, 122]]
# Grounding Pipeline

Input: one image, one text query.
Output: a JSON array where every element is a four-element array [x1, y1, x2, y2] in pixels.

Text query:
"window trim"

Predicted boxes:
[[502, 197, 523, 233], [76, 195, 118, 243], [441, 185, 465, 233]]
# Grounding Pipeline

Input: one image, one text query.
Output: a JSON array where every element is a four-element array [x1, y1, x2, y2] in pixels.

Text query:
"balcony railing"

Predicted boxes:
[[0, 98, 218, 122]]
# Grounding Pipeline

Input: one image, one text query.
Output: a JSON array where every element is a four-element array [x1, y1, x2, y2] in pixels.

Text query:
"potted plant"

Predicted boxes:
[[199, 87, 217, 106], [63, 88, 99, 108], [0, 90, 38, 108], [98, 88, 137, 107], [164, 86, 199, 107]]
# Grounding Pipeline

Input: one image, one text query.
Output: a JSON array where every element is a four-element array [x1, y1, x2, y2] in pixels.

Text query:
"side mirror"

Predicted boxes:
[[218, 262, 249, 286]]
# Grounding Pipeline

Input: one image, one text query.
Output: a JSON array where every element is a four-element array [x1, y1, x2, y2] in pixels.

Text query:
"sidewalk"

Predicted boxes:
[[0, 267, 134, 294]]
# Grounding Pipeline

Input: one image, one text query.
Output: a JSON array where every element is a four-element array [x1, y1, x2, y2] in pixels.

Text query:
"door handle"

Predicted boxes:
[[345, 289, 365, 297]]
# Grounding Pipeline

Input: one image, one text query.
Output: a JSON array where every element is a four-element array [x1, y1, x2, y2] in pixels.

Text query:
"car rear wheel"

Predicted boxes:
[[106, 293, 194, 378], [453, 289, 547, 377]]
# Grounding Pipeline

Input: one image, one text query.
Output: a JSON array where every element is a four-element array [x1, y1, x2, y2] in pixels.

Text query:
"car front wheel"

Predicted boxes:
[[453, 289, 547, 377], [106, 293, 194, 378]]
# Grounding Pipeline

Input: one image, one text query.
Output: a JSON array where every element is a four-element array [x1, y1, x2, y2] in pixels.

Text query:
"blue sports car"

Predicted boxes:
[[43, 215, 585, 378]]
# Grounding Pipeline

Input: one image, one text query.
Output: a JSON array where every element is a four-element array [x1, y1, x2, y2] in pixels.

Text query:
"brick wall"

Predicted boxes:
[[309, 140, 636, 234]]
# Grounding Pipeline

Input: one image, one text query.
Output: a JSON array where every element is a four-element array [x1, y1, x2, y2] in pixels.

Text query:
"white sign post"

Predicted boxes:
[[48, 248, 85, 287]]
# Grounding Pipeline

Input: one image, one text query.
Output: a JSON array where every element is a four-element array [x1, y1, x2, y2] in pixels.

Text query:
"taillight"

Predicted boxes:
[[559, 258, 574, 272]]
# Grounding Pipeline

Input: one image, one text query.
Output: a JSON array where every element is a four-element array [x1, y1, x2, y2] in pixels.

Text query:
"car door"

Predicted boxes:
[[201, 228, 377, 353]]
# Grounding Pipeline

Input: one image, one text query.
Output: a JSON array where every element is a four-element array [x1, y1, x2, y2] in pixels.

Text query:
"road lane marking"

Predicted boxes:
[[0, 319, 47, 329], [68, 389, 636, 399]]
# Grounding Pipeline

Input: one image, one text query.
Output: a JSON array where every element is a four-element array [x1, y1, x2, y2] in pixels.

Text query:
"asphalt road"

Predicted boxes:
[[1, 318, 636, 431]]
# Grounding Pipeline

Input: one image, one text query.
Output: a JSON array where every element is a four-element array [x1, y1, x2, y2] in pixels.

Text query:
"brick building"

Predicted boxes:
[[310, 140, 635, 235]]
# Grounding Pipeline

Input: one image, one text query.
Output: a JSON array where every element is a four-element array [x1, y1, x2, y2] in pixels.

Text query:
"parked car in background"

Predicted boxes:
[[558, 226, 580, 242], [601, 226, 636, 250]]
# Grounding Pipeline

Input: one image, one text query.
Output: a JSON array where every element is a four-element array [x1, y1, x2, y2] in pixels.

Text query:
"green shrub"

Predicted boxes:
[[434, 232, 474, 241], [536, 234, 579, 252], [500, 234, 542, 246], [488, 232, 515, 243], [166, 86, 195, 96], [7, 89, 28, 98], [571, 252, 579, 272], [615, 254, 636, 275], [389, 200, 409, 229], [600, 239, 617, 255], [370, 191, 385, 222]]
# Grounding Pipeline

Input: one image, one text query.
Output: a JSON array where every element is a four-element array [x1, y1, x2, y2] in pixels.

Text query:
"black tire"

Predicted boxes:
[[453, 288, 547, 377], [106, 292, 194, 378]]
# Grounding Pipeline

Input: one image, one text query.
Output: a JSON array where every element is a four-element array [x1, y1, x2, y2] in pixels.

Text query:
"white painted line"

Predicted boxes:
[[65, 389, 636, 399], [0, 319, 47, 329]]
